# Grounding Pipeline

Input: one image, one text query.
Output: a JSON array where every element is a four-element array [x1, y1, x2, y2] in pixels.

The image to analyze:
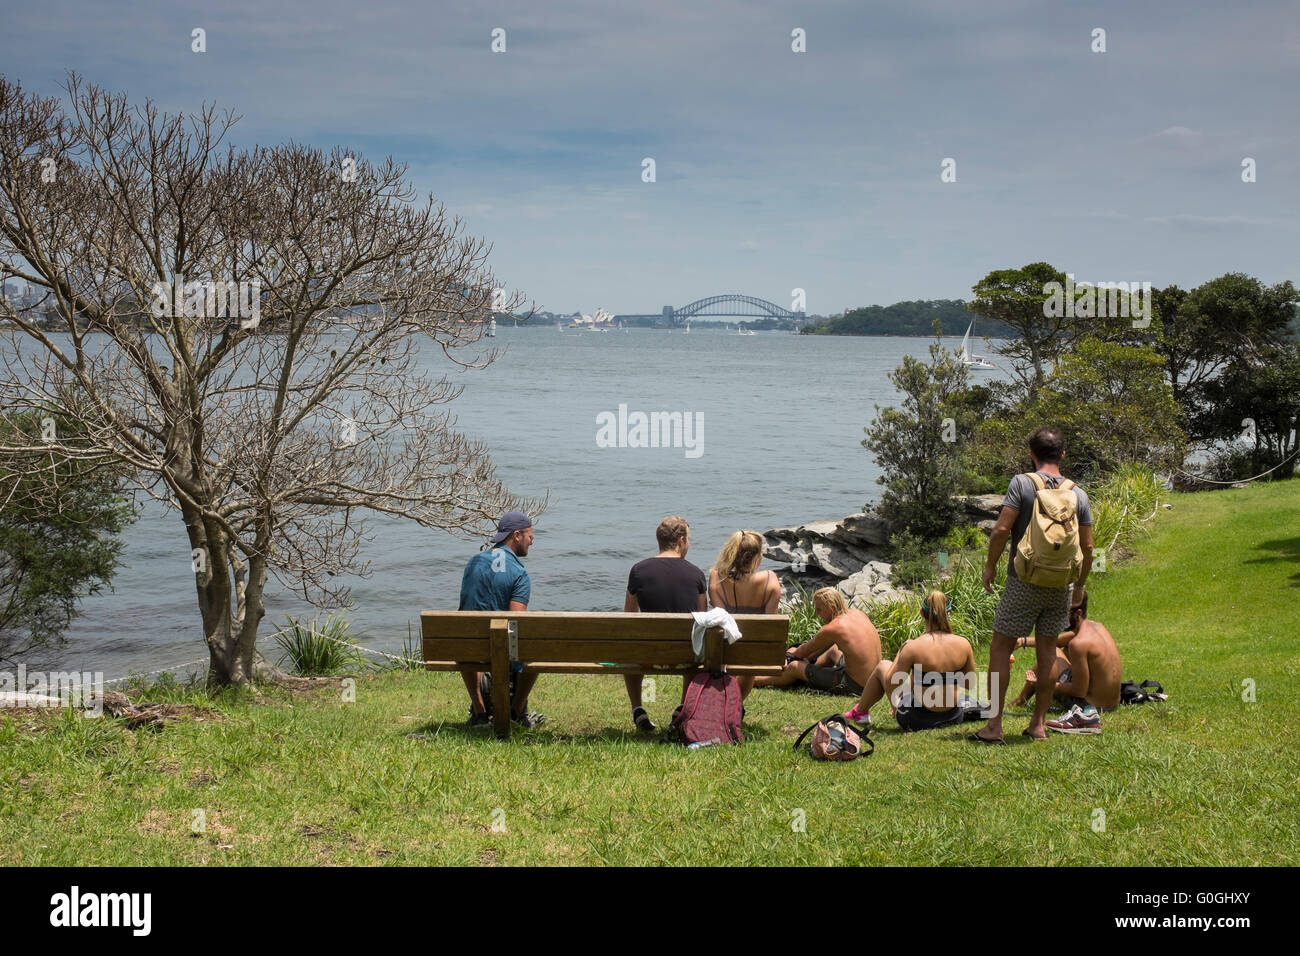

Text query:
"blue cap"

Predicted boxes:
[[491, 510, 532, 544]]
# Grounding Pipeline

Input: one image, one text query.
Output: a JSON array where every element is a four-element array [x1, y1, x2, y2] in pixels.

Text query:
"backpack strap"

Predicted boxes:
[[1025, 472, 1046, 492], [792, 716, 831, 751], [1057, 478, 1075, 492]]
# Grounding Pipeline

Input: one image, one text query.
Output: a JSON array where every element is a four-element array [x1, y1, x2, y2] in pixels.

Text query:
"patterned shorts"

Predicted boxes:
[[993, 573, 1072, 639]]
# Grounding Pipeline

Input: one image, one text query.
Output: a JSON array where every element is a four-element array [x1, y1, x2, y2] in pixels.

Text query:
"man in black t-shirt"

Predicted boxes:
[[622, 515, 708, 733]]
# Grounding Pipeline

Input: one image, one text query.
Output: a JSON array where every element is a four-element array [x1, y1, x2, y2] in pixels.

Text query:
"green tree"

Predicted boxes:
[[961, 338, 1185, 487], [862, 333, 970, 543], [968, 262, 1077, 400], [1191, 341, 1300, 480], [1035, 338, 1187, 480], [0, 412, 135, 664]]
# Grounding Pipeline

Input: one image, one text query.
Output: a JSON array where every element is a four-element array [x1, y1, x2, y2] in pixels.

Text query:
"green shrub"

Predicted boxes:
[[384, 622, 425, 672], [1088, 463, 1164, 560], [941, 524, 986, 553], [888, 531, 935, 588], [272, 613, 368, 676]]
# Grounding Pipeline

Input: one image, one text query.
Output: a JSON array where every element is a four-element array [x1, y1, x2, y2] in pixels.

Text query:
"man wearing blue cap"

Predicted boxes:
[[459, 510, 545, 728]]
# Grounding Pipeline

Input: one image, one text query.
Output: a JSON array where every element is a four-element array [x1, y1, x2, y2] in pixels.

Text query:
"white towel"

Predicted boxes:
[[691, 608, 743, 662]]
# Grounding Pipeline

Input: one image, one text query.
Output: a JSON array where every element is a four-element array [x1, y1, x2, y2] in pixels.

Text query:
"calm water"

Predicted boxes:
[[32, 327, 1007, 678]]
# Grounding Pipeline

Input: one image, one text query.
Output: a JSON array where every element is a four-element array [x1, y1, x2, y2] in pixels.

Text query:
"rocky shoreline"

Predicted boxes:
[[763, 494, 1005, 604]]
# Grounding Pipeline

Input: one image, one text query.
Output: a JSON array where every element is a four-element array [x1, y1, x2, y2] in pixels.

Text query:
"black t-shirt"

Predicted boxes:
[[627, 557, 707, 612]]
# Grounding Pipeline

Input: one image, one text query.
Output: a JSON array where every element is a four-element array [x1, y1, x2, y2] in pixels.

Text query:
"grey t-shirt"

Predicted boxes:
[[1003, 472, 1092, 581]]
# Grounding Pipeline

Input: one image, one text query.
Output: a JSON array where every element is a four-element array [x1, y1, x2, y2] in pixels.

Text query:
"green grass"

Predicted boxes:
[[1, 479, 1298, 865]]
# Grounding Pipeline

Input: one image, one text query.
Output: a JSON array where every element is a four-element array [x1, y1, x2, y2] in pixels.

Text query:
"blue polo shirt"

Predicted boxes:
[[459, 547, 531, 610]]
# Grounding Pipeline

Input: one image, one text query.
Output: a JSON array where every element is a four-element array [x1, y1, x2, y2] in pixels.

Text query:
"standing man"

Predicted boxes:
[[459, 510, 545, 729], [1007, 590, 1122, 734], [973, 427, 1094, 743], [622, 516, 708, 733]]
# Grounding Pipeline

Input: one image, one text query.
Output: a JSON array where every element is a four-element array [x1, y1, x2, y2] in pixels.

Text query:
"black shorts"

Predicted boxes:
[[895, 692, 965, 731], [803, 661, 865, 697]]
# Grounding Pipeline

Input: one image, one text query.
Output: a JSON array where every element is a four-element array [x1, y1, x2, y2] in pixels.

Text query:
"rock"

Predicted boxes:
[[836, 561, 898, 604], [799, 520, 842, 538], [976, 519, 997, 533], [955, 494, 1005, 518], [869, 584, 907, 605], [764, 538, 809, 564], [837, 539, 888, 566], [809, 541, 865, 578], [836, 513, 891, 547]]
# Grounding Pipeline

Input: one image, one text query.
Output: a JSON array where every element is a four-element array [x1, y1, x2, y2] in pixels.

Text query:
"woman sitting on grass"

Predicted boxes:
[[708, 530, 781, 700], [843, 590, 977, 732]]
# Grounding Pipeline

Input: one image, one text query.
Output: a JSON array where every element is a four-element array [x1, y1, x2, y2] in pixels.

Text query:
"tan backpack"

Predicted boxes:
[[1013, 473, 1082, 588]]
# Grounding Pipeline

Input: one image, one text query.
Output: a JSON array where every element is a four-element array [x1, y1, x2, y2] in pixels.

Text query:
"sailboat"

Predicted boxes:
[[486, 318, 497, 337], [959, 321, 994, 369]]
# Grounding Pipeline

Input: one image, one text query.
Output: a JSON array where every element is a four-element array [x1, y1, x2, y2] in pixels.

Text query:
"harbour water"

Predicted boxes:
[[31, 326, 1008, 678]]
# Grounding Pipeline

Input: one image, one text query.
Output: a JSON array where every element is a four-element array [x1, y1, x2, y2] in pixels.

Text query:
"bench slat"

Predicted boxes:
[[421, 611, 788, 643], [419, 662, 784, 676]]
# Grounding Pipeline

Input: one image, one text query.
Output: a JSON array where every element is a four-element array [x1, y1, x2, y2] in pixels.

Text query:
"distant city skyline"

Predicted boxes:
[[2, 0, 1297, 316]]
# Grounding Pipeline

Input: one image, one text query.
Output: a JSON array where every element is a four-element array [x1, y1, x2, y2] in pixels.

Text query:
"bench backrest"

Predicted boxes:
[[421, 611, 789, 669]]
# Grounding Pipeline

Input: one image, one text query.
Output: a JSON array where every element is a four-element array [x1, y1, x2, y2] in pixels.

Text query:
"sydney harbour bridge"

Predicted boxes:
[[616, 293, 805, 328]]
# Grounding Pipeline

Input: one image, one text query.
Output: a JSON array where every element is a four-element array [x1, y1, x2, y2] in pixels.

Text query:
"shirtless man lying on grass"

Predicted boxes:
[[1009, 590, 1121, 735]]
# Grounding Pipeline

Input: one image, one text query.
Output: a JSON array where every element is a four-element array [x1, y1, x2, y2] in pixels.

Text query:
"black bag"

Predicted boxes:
[[1121, 679, 1167, 705]]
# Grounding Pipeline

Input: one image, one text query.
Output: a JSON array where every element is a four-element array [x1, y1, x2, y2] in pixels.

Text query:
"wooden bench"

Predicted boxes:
[[420, 611, 790, 738]]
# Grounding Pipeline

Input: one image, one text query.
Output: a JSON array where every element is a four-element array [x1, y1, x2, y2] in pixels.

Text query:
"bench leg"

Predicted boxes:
[[490, 619, 512, 740]]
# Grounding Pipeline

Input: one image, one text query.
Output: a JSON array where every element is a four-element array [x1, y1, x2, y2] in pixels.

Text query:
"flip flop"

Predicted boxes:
[[967, 731, 1004, 744], [1022, 728, 1047, 740]]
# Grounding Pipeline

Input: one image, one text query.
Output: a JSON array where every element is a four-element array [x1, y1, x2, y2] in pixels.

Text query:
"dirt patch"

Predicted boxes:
[[100, 690, 224, 730], [187, 769, 215, 788]]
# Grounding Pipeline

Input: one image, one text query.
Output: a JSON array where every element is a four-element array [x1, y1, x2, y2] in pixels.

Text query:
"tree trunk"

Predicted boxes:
[[186, 511, 260, 688]]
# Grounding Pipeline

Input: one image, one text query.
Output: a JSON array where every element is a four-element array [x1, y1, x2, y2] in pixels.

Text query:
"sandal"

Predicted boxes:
[[511, 710, 547, 729], [967, 731, 1004, 744]]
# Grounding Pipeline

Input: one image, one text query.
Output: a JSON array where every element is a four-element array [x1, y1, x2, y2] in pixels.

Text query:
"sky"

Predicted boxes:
[[3, 0, 1297, 316]]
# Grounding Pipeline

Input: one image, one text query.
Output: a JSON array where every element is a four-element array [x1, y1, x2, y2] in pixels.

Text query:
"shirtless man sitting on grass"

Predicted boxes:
[[753, 588, 880, 697], [1008, 589, 1121, 734]]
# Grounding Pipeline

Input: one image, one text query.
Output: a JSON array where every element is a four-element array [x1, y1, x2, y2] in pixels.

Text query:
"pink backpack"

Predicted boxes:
[[669, 672, 744, 745]]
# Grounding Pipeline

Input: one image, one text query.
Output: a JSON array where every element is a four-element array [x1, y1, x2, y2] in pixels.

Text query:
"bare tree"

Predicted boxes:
[[0, 75, 540, 686]]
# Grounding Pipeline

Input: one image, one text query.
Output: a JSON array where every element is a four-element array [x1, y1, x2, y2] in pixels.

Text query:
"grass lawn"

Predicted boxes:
[[2, 479, 1298, 866]]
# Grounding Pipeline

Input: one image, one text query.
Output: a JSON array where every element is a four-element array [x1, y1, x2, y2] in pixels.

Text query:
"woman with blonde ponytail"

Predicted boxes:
[[709, 530, 780, 700], [843, 589, 977, 732]]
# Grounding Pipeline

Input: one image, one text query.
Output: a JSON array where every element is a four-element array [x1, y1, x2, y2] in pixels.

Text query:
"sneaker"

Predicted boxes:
[[511, 710, 547, 729], [466, 708, 492, 729], [843, 706, 871, 732], [1046, 706, 1101, 735], [632, 706, 657, 734]]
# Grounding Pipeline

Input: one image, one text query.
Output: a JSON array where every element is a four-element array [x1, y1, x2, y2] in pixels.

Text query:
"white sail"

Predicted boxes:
[[961, 321, 972, 362]]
